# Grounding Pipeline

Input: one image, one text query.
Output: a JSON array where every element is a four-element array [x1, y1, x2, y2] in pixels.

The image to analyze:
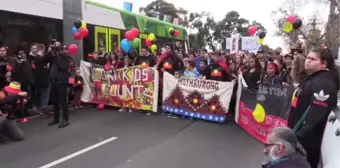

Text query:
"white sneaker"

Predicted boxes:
[[118, 108, 127, 112], [128, 109, 133, 113]]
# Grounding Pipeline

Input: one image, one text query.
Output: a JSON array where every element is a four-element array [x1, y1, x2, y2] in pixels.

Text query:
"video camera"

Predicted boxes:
[[50, 39, 62, 55]]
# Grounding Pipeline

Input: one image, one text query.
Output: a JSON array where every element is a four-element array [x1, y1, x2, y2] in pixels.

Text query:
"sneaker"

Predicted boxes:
[[48, 120, 59, 126], [146, 113, 151, 116], [128, 109, 133, 113], [118, 108, 127, 112], [58, 121, 69, 128]]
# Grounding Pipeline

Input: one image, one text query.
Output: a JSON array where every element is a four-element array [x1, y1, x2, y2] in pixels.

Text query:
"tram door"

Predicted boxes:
[[108, 28, 120, 52], [94, 26, 108, 52]]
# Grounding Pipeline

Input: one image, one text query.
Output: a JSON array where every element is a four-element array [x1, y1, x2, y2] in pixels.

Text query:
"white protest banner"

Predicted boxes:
[[162, 72, 235, 123], [241, 36, 260, 51]]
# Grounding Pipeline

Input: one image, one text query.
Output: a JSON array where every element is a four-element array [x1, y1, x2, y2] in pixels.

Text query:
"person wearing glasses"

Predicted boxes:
[[262, 127, 310, 168]]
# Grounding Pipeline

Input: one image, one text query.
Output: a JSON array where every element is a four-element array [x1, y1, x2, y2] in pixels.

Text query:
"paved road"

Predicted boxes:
[[0, 108, 263, 168]]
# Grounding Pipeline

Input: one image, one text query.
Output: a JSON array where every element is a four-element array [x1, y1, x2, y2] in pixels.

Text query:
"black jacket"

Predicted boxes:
[[0, 57, 9, 89], [44, 52, 72, 84], [9, 58, 35, 86], [263, 153, 310, 168], [157, 52, 182, 75], [27, 54, 49, 88], [288, 70, 338, 149]]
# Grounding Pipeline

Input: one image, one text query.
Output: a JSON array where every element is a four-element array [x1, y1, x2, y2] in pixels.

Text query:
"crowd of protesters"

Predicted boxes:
[[0, 40, 76, 142], [90, 40, 338, 168], [0, 38, 339, 168]]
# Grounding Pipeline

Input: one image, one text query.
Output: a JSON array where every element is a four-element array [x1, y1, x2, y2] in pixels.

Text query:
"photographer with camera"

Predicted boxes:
[[44, 40, 72, 128]]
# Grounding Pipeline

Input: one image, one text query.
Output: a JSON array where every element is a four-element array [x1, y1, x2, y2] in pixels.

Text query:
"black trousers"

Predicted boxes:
[[306, 148, 320, 168], [51, 83, 69, 121]]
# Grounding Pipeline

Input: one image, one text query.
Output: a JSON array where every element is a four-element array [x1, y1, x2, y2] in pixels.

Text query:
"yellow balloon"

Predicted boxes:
[[81, 21, 87, 29], [150, 44, 157, 52], [259, 38, 264, 45], [148, 33, 156, 41], [252, 103, 266, 123], [282, 22, 293, 33]]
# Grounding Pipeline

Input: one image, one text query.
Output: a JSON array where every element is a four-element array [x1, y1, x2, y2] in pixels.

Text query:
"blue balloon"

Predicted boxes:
[[121, 38, 131, 53], [72, 27, 79, 35]]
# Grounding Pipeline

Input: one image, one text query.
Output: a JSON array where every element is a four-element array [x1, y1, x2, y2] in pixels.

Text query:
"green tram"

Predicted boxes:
[[0, 0, 187, 60], [83, 1, 188, 60]]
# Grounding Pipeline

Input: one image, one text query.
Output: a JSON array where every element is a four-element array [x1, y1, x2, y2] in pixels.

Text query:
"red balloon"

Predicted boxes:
[[131, 28, 139, 37], [79, 28, 89, 38], [73, 32, 82, 40], [68, 44, 78, 55], [248, 26, 257, 36], [174, 30, 180, 37], [125, 31, 134, 41], [286, 15, 296, 23], [145, 39, 152, 47]]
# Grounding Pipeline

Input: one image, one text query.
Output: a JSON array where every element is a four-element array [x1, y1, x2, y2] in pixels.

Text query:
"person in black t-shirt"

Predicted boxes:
[[157, 44, 182, 75], [134, 48, 157, 67], [208, 52, 231, 82]]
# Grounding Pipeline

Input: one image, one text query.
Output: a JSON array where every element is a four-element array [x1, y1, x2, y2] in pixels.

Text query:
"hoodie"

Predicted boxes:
[[288, 70, 338, 149]]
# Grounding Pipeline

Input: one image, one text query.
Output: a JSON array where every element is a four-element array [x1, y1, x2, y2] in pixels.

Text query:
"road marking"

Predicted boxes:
[[39, 136, 118, 168]]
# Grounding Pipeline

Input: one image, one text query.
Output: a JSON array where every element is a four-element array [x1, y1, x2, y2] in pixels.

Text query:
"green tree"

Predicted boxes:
[[185, 11, 267, 51], [144, 0, 187, 22]]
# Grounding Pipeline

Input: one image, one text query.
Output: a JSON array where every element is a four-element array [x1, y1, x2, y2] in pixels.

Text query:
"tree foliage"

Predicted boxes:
[[144, 0, 267, 51]]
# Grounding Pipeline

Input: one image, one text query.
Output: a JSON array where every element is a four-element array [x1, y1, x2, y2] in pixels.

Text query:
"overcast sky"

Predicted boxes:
[[92, 0, 329, 51]]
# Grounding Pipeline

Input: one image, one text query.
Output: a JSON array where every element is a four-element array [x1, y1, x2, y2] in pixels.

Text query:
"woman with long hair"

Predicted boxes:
[[291, 54, 307, 87], [242, 55, 262, 89], [287, 48, 339, 168], [107, 51, 123, 69]]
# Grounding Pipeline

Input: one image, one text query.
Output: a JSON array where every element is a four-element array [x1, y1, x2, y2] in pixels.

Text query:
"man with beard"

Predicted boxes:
[[262, 127, 310, 168]]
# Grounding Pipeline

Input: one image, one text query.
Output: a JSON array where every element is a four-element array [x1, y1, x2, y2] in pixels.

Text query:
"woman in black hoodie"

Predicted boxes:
[[287, 48, 339, 168]]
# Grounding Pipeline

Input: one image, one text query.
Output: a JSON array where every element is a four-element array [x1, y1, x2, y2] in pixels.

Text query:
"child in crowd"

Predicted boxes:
[[199, 59, 211, 80], [183, 60, 200, 79], [262, 62, 282, 84], [73, 67, 84, 109], [174, 71, 182, 79], [123, 56, 133, 68], [118, 56, 133, 113]]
